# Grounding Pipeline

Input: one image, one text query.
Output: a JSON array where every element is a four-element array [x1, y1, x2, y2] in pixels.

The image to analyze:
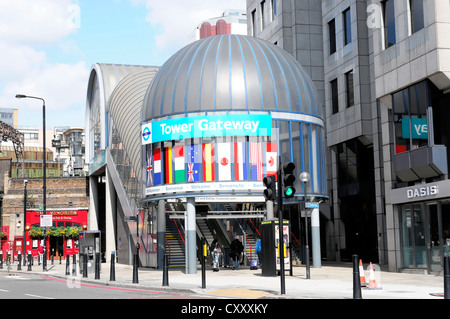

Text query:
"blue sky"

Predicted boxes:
[[0, 0, 245, 129]]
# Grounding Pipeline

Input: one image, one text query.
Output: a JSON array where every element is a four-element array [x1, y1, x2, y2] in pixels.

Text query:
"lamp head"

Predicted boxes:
[[299, 171, 310, 183], [15, 94, 27, 99]]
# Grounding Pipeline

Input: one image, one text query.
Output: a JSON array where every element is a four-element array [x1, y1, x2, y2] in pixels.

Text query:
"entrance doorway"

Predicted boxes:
[[400, 202, 450, 273]]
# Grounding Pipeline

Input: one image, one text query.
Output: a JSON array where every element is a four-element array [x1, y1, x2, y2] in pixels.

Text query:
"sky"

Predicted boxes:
[[0, 0, 246, 129]]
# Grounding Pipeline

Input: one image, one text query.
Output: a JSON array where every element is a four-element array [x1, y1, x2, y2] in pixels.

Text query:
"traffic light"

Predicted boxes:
[[263, 175, 276, 201], [282, 162, 296, 198]]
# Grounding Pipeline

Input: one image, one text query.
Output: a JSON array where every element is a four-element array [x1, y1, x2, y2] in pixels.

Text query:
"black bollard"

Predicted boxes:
[[110, 251, 116, 281], [445, 256, 450, 299], [65, 255, 70, 276], [0, 251, 3, 269], [27, 253, 32, 271], [352, 254, 362, 299], [132, 253, 139, 283], [83, 253, 88, 278], [162, 254, 169, 286], [95, 252, 100, 279], [201, 237, 206, 289], [17, 253, 21, 271], [72, 254, 77, 276]]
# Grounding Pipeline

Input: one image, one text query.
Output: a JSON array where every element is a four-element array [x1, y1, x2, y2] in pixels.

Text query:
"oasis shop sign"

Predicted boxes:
[[406, 185, 438, 199], [142, 114, 272, 145]]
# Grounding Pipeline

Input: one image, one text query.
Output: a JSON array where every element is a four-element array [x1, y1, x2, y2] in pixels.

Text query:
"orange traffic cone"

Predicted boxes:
[[359, 259, 367, 287], [367, 262, 381, 290]]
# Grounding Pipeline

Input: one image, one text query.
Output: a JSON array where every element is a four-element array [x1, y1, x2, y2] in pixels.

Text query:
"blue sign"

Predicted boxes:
[[306, 202, 319, 208], [146, 114, 273, 144], [401, 117, 428, 140]]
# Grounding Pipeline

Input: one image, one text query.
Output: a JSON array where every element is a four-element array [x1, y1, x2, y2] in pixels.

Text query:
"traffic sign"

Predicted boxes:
[[306, 202, 319, 208]]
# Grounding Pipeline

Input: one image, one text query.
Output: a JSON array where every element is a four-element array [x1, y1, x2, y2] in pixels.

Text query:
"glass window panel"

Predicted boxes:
[[410, 0, 424, 33], [331, 79, 338, 114], [346, 70, 354, 108], [328, 19, 336, 54], [383, 0, 396, 48], [343, 7, 352, 45]]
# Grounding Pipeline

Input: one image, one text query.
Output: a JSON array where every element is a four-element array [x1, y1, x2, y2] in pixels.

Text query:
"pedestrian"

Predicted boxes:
[[210, 236, 222, 268], [230, 236, 243, 270], [38, 243, 44, 265], [255, 236, 262, 267]]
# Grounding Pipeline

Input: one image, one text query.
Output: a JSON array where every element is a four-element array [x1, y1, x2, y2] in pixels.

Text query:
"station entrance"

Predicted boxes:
[[144, 200, 313, 271]]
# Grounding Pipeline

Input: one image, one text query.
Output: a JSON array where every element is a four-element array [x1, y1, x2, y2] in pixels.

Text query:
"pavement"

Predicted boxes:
[[0, 259, 447, 299]]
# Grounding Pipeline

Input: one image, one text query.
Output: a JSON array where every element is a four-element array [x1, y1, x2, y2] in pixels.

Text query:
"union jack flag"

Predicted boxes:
[[146, 148, 153, 187]]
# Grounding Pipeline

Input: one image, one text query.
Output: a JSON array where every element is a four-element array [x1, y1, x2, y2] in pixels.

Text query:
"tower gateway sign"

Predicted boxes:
[[142, 114, 272, 145]]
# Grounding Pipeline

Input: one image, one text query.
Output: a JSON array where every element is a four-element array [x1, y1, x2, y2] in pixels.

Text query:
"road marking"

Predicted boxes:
[[24, 294, 55, 299], [0, 289, 9, 293]]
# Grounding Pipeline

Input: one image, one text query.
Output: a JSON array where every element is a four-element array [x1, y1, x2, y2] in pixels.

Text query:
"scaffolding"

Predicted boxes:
[[0, 121, 24, 177]]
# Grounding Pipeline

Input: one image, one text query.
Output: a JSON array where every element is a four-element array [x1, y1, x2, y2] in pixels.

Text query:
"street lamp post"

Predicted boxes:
[[23, 179, 27, 266], [299, 171, 310, 279], [15, 94, 47, 271]]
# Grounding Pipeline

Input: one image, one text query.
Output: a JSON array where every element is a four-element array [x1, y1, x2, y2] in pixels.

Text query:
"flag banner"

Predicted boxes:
[[174, 144, 185, 183], [153, 147, 162, 185], [202, 143, 215, 182], [187, 144, 200, 182], [217, 142, 231, 181], [234, 141, 248, 181], [266, 142, 278, 178], [165, 145, 173, 184], [250, 142, 263, 181], [146, 147, 153, 187]]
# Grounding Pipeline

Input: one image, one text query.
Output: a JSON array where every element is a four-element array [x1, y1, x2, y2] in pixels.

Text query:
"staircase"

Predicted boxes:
[[165, 215, 185, 268], [197, 218, 215, 247]]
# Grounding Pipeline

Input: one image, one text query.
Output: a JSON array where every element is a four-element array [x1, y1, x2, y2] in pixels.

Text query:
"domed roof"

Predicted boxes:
[[143, 34, 321, 120]]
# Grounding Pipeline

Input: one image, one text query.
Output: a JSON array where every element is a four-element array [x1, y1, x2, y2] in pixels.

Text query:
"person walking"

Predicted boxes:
[[255, 236, 262, 267], [210, 236, 222, 270], [230, 236, 243, 270]]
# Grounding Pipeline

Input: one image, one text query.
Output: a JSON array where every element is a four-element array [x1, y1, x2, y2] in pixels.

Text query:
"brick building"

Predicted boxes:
[[1, 177, 89, 258]]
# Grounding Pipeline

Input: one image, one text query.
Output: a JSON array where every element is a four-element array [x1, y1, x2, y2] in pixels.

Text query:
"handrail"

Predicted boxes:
[[291, 231, 301, 247], [246, 237, 252, 261], [246, 218, 261, 236], [171, 218, 185, 245], [165, 238, 171, 265]]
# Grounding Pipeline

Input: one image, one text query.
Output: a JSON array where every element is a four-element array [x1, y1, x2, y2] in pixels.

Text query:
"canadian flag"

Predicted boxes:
[[266, 142, 277, 177]]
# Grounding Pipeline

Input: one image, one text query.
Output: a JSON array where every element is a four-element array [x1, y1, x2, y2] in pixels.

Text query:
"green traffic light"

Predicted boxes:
[[285, 187, 293, 196]]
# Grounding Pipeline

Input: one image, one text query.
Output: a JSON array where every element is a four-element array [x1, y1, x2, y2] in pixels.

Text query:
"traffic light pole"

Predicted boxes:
[[277, 157, 286, 295]]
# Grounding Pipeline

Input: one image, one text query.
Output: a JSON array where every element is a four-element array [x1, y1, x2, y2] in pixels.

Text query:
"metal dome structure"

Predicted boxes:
[[142, 34, 326, 201], [143, 34, 321, 120]]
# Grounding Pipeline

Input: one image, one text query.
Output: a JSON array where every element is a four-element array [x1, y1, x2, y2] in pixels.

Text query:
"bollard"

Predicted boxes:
[[110, 251, 116, 281], [201, 237, 206, 289], [27, 253, 32, 271], [95, 252, 100, 279], [0, 251, 2, 269], [352, 254, 362, 299], [17, 252, 21, 271], [65, 255, 70, 276], [83, 253, 88, 278], [162, 254, 169, 286], [445, 256, 450, 299], [72, 254, 77, 276], [132, 253, 139, 283]]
